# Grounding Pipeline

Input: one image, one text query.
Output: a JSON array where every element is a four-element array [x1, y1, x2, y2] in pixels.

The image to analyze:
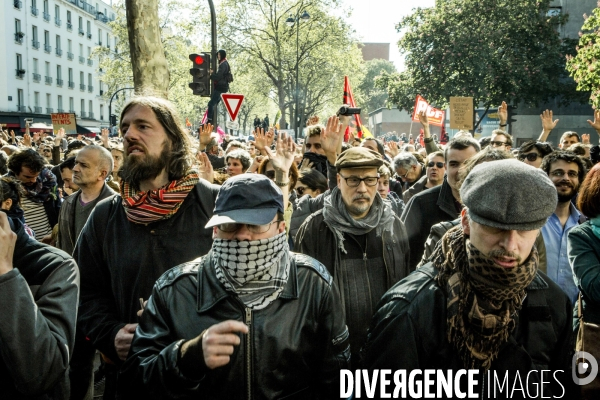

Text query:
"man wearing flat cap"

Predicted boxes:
[[362, 160, 575, 397], [296, 145, 410, 368], [121, 134, 350, 399]]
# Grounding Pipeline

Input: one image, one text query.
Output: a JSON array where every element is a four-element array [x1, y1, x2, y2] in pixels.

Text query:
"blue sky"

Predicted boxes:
[[344, 0, 436, 70]]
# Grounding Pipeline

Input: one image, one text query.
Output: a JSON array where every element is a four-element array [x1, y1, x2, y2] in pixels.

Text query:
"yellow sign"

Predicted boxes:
[[449, 97, 473, 130], [51, 113, 77, 136]]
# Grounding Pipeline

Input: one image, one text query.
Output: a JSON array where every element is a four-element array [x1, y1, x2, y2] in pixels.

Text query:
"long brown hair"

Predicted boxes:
[[577, 163, 600, 218]]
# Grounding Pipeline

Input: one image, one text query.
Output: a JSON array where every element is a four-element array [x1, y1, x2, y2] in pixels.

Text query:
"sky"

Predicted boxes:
[[343, 0, 436, 71]]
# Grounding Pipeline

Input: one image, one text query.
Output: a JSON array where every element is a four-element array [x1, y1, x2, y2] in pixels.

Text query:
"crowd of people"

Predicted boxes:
[[1, 95, 600, 399]]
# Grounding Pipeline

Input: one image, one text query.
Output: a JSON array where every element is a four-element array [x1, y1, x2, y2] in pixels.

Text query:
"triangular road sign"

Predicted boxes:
[[221, 94, 244, 122]]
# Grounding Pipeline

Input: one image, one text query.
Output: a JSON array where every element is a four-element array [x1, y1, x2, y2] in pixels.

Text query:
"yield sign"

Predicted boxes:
[[221, 93, 244, 122]]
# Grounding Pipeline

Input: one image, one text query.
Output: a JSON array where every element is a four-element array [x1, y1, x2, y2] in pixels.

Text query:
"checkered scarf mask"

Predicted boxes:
[[212, 232, 290, 310]]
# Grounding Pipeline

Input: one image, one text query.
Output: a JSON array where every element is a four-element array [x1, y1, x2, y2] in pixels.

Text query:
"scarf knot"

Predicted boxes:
[[432, 226, 538, 371], [120, 170, 199, 224]]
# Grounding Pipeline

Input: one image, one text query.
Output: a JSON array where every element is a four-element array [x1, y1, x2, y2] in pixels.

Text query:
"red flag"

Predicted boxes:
[[201, 109, 208, 125], [343, 76, 364, 140]]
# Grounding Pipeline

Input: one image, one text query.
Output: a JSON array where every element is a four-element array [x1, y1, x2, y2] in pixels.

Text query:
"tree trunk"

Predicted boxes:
[[125, 0, 169, 97], [277, 85, 287, 129]]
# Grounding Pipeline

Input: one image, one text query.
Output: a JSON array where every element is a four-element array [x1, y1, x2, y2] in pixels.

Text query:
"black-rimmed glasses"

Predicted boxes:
[[427, 161, 444, 168], [518, 153, 539, 162], [339, 174, 379, 187]]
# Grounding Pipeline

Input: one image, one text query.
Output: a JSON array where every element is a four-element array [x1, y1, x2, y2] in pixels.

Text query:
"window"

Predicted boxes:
[[45, 61, 51, 84], [54, 5, 60, 26], [89, 100, 93, 117], [79, 43, 83, 56], [31, 0, 38, 16], [87, 21, 91, 35], [46, 93, 51, 112], [43, 0, 49, 20], [80, 71, 84, 83], [100, 104, 104, 120], [78, 16, 83, 35], [44, 30, 50, 52], [69, 97, 74, 112], [34, 92, 40, 107], [32, 25, 39, 48], [81, 99, 85, 115], [106, 32, 110, 48], [18, 89, 25, 111], [87, 46, 91, 58], [68, 39, 72, 52], [55, 35, 61, 55], [15, 19, 23, 43], [16, 54, 24, 77], [56, 65, 62, 80], [33, 59, 38, 73], [98, 29, 102, 44], [67, 10, 72, 30], [88, 73, 92, 86], [58, 95, 63, 111]]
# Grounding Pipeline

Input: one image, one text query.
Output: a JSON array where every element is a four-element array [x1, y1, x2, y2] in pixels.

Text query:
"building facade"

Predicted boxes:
[[0, 0, 115, 134]]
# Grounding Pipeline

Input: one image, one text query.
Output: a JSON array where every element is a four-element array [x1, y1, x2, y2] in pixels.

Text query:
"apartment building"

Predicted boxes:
[[0, 0, 116, 134]]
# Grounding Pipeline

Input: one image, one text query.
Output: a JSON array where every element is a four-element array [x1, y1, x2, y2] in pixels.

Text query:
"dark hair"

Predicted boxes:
[[59, 156, 76, 173], [7, 148, 46, 175], [518, 140, 554, 158], [577, 163, 600, 218], [0, 176, 25, 212], [298, 168, 328, 193], [218, 49, 227, 59], [0, 151, 8, 175], [306, 125, 324, 138], [567, 142, 590, 157], [225, 149, 252, 171], [479, 137, 491, 149], [257, 158, 299, 190], [444, 137, 481, 162], [120, 95, 194, 181], [363, 138, 385, 157], [540, 150, 587, 184], [591, 145, 600, 165]]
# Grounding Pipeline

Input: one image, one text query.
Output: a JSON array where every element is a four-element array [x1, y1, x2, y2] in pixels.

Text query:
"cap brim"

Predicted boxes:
[[205, 207, 278, 229]]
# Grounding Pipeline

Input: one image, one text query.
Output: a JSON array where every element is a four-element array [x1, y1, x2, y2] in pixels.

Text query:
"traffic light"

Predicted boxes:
[[188, 53, 211, 97], [109, 114, 117, 126]]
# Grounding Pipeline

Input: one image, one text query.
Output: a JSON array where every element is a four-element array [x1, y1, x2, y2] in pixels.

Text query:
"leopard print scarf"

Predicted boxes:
[[432, 226, 538, 371]]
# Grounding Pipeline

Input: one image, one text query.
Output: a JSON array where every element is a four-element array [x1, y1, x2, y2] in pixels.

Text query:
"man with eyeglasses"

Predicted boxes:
[[122, 172, 350, 398], [402, 150, 446, 203], [540, 151, 587, 304], [392, 152, 425, 192], [296, 146, 410, 367], [489, 129, 513, 151]]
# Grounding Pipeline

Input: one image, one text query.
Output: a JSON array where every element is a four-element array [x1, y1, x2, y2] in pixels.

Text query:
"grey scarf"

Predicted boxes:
[[322, 187, 395, 253], [213, 232, 289, 310]]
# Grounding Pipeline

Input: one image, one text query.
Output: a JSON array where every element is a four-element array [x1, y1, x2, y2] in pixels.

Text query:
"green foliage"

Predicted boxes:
[[567, 7, 600, 109], [380, 0, 582, 113], [356, 59, 397, 116]]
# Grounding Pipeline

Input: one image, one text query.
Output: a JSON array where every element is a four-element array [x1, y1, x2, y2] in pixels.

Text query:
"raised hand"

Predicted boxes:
[[498, 101, 508, 125], [252, 127, 268, 153], [264, 132, 295, 174], [582, 133, 591, 145], [199, 123, 213, 146], [196, 151, 214, 183], [101, 128, 110, 147], [417, 111, 429, 127], [299, 158, 314, 171], [266, 127, 275, 147], [388, 141, 400, 158], [321, 115, 343, 156], [54, 128, 65, 146], [587, 109, 600, 132], [541, 109, 559, 132], [32, 132, 40, 144], [77, 134, 83, 141], [23, 132, 32, 147]]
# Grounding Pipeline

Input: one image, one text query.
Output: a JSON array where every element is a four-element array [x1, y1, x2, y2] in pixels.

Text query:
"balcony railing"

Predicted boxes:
[[55, 18, 61, 27], [32, 40, 40, 49], [67, 52, 74, 60], [43, 12, 50, 21], [17, 105, 27, 112], [57, 108, 64, 113], [46, 108, 53, 113], [79, 56, 85, 64], [45, 76, 52, 84], [78, 28, 85, 36], [87, 33, 92, 39], [44, 44, 51, 53], [14, 32, 24, 44], [88, 85, 93, 92], [68, 81, 75, 89], [57, 79, 64, 87], [31, 6, 38, 16], [33, 73, 41, 82], [88, 112, 94, 119], [69, 109, 75, 114], [16, 69, 25, 78], [34, 106, 42, 113], [56, 48, 62, 56], [67, 22, 72, 31], [80, 111, 87, 118], [14, 0, 22, 9], [80, 84, 86, 91], [87, 59, 93, 66]]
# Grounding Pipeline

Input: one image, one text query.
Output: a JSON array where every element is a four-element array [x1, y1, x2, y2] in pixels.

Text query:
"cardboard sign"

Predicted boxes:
[[221, 94, 244, 121], [412, 95, 445, 127], [51, 113, 77, 136], [449, 97, 474, 130]]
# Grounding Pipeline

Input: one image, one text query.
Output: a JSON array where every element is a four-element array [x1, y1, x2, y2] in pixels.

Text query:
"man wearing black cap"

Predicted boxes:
[[122, 140, 349, 398], [296, 145, 410, 368], [362, 160, 574, 397]]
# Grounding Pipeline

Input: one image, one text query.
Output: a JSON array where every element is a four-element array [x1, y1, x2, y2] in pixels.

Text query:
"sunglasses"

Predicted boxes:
[[518, 153, 539, 162], [490, 141, 507, 147], [265, 170, 275, 179], [427, 161, 444, 168]]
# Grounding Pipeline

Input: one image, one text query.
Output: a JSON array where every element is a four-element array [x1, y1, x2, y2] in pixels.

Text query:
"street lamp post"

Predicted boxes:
[[108, 87, 134, 133], [286, 10, 310, 141]]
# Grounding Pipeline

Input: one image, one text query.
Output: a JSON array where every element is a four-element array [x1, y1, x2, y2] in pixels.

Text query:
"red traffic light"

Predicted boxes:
[[195, 55, 204, 65]]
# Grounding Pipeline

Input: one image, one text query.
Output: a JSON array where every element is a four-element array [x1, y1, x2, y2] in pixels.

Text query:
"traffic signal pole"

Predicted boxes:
[[208, 0, 218, 130]]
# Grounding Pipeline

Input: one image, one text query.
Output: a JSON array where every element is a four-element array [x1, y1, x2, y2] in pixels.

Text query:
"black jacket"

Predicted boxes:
[[121, 252, 350, 399], [401, 177, 459, 270], [0, 218, 79, 400], [75, 179, 220, 366], [210, 59, 230, 92], [361, 263, 576, 399]]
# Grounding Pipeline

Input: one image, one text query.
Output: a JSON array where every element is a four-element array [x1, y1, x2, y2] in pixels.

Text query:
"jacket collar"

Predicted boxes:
[[437, 177, 459, 217], [197, 251, 298, 313]]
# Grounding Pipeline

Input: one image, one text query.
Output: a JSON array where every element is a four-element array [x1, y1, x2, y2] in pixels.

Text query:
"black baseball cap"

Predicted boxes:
[[205, 174, 284, 228]]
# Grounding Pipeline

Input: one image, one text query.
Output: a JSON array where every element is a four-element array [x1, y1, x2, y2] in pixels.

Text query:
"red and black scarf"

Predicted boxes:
[[120, 171, 199, 224]]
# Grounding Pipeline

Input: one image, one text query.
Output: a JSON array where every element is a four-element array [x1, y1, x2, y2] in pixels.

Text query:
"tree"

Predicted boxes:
[[379, 0, 582, 129], [566, 7, 600, 108], [217, 0, 363, 131], [357, 59, 397, 116], [125, 0, 170, 96]]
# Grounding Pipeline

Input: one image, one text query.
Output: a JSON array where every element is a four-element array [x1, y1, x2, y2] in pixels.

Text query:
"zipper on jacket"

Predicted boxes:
[[245, 307, 253, 400]]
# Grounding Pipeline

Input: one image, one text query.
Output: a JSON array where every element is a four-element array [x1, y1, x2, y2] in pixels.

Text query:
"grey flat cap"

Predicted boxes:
[[461, 159, 557, 231]]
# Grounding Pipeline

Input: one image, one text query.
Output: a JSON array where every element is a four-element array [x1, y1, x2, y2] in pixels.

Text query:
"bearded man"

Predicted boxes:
[[540, 150, 587, 304], [74, 96, 220, 398], [362, 160, 574, 398]]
